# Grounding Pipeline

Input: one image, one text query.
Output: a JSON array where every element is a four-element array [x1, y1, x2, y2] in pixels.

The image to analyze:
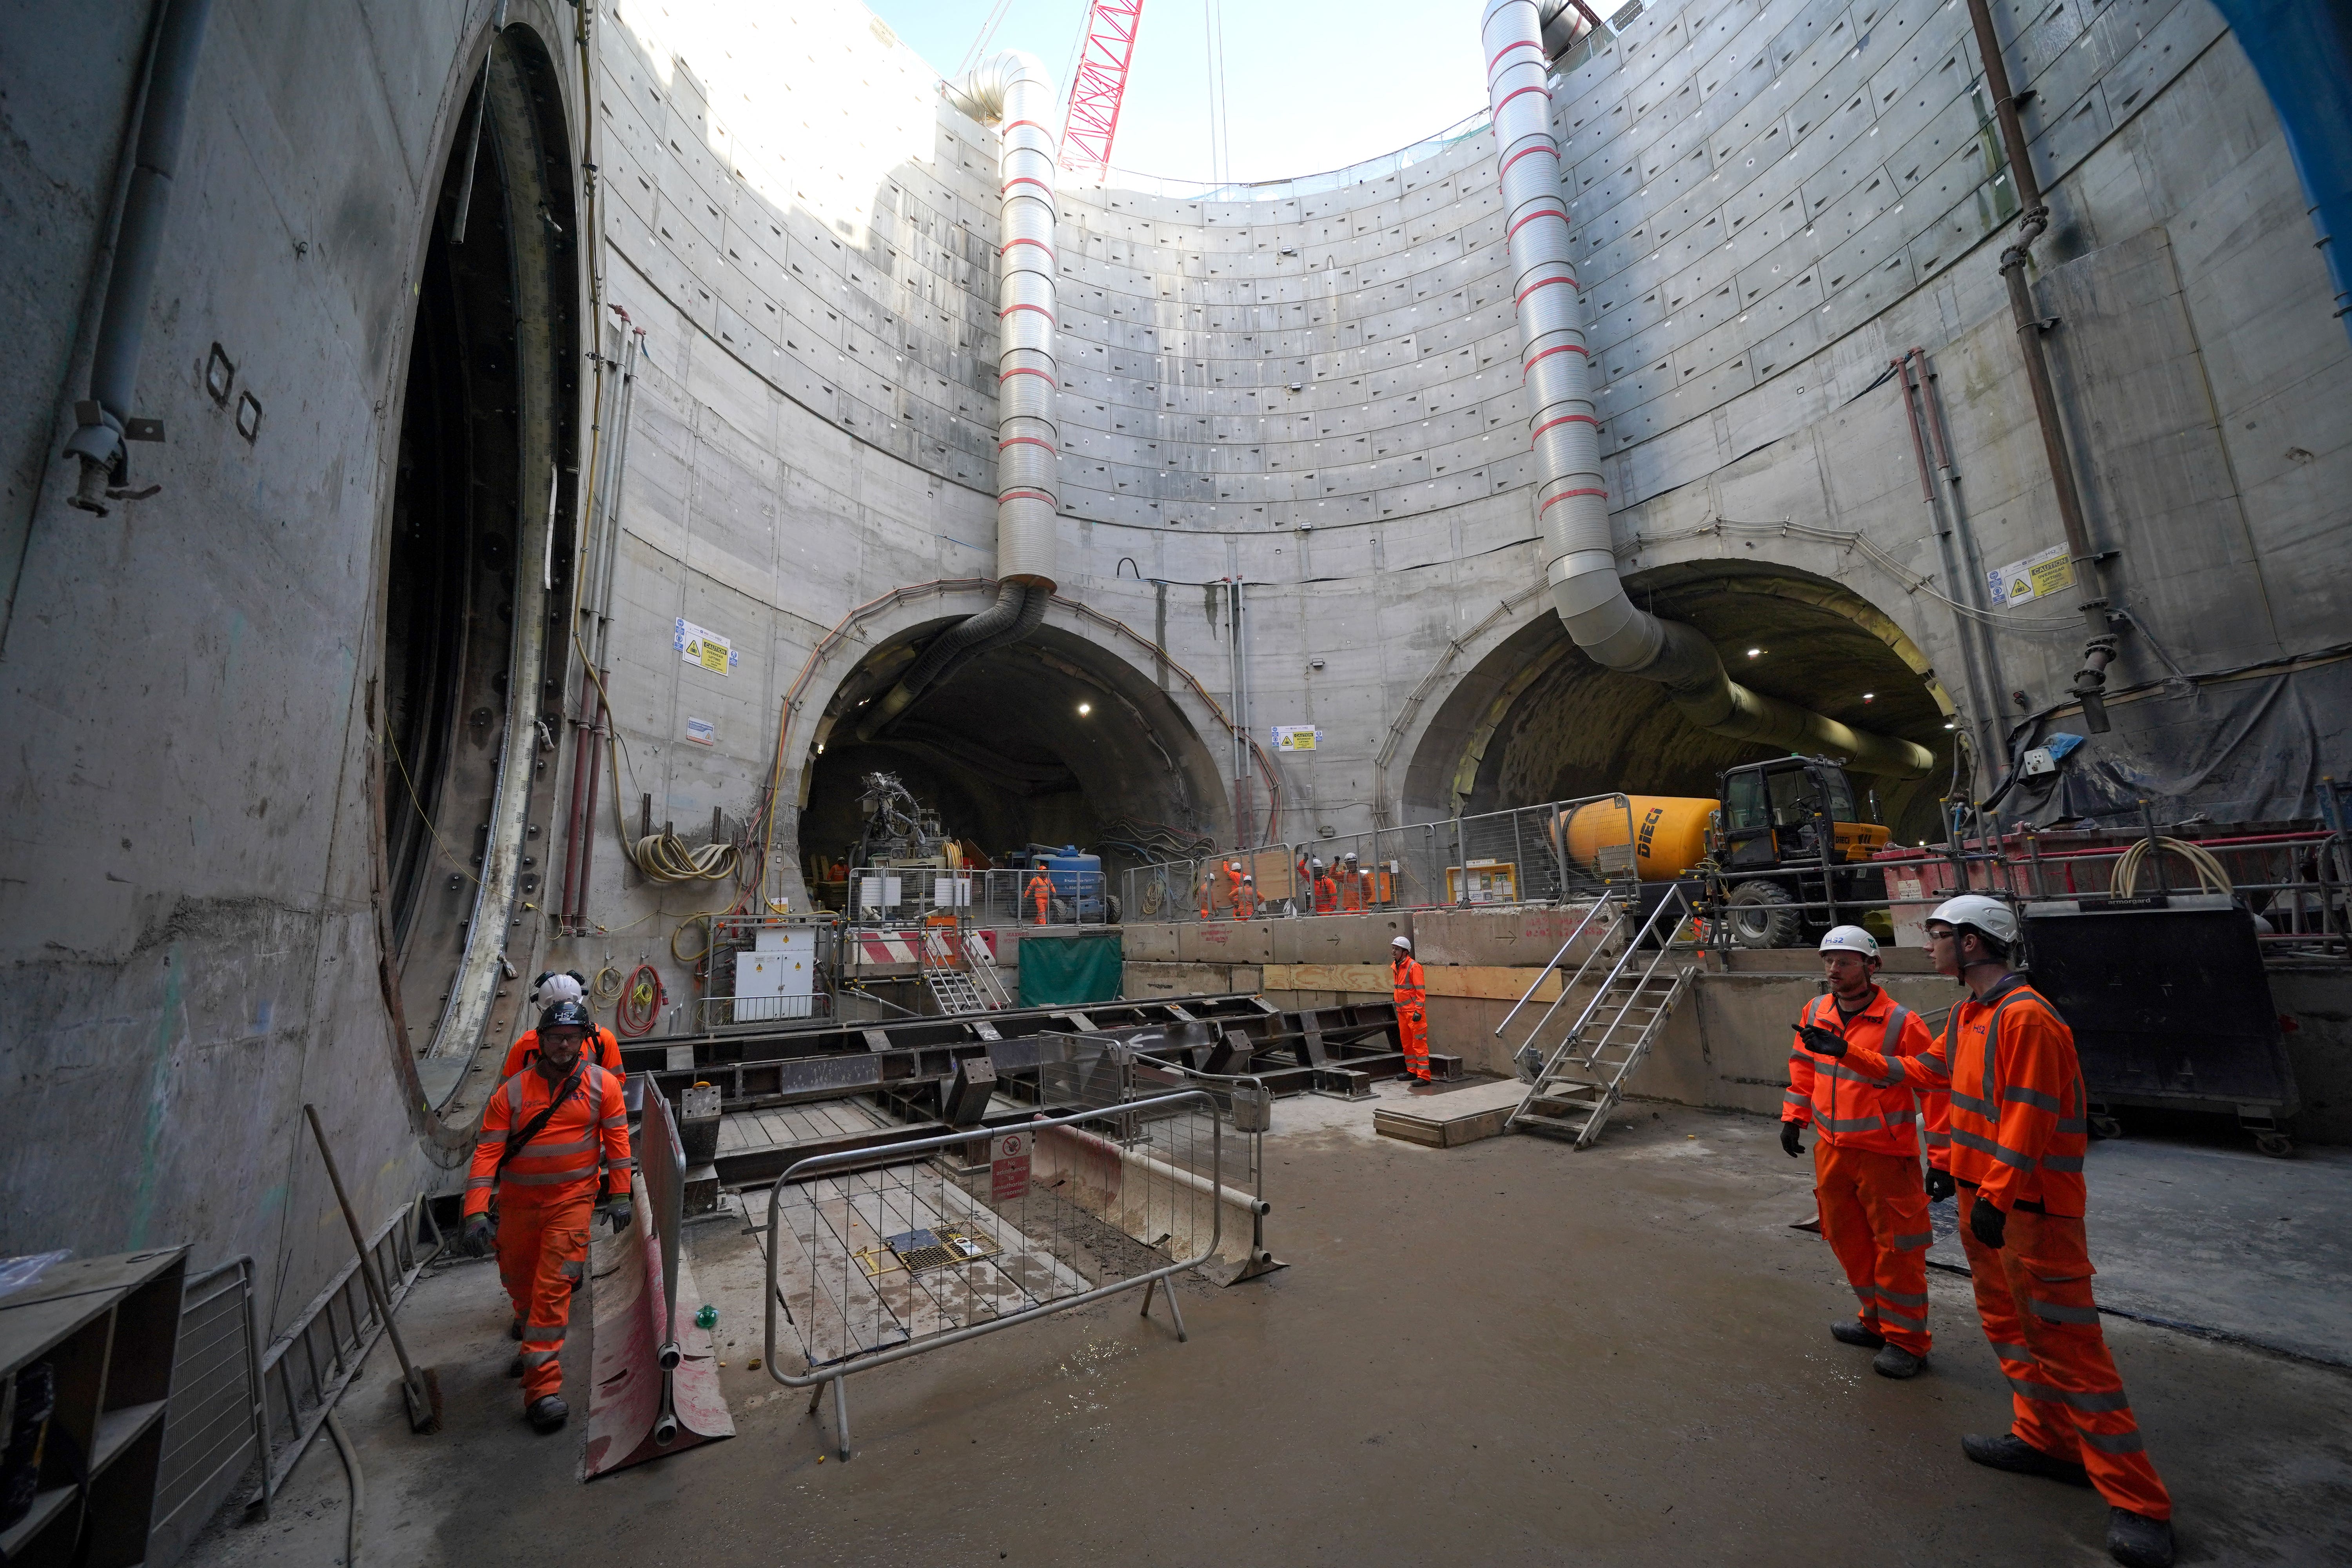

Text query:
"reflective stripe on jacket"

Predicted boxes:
[[1942, 975, 2088, 1216], [1392, 955, 1426, 1009], [1783, 986, 1947, 1163], [500, 1025, 623, 1082], [465, 1061, 633, 1216]]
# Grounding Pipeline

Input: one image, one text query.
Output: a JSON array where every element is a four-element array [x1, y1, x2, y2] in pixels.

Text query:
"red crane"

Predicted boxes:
[[1058, 0, 1148, 178]]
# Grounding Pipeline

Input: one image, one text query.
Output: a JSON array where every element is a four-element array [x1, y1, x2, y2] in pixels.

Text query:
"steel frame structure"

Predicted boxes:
[[1058, 0, 1147, 178]]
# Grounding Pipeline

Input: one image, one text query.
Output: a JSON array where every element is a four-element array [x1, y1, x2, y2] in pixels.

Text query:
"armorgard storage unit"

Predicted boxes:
[[2022, 895, 2299, 1153]]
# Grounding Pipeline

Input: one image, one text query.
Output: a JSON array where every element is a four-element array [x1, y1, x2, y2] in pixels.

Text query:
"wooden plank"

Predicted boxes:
[[1373, 1080, 1532, 1149]]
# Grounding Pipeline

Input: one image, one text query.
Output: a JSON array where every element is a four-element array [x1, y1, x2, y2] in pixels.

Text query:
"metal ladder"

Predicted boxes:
[[919, 925, 989, 1015], [1500, 885, 1701, 1148], [965, 931, 1014, 1010]]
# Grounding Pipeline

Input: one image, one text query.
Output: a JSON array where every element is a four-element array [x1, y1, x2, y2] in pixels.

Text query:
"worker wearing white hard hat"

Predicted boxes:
[[1780, 923, 1946, 1378], [1924, 895, 2175, 1563], [1389, 935, 1430, 1084]]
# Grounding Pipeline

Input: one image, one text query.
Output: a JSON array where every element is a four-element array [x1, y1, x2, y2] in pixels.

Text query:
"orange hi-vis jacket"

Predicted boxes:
[[465, 1061, 633, 1217], [1940, 974, 2089, 1217], [1783, 986, 1947, 1163], [1391, 954, 1426, 1008], [500, 1025, 623, 1081]]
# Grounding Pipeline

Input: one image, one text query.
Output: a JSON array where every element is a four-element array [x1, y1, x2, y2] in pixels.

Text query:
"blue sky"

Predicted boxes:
[[867, 0, 1492, 184]]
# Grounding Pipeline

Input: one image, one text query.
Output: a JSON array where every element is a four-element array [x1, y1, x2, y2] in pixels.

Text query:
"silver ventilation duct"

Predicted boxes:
[[1481, 0, 1933, 780], [859, 53, 1060, 742]]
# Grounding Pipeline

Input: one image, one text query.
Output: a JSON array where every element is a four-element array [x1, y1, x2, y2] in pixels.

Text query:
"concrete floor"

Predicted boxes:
[[184, 1094, 2352, 1567]]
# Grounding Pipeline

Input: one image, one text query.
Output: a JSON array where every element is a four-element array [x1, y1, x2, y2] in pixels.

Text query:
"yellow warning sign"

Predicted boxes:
[[675, 617, 733, 675], [1988, 544, 2074, 608]]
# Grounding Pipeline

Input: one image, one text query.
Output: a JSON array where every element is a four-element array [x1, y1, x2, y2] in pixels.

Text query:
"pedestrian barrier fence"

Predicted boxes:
[[838, 867, 1117, 927], [764, 1087, 1232, 1459], [147, 1258, 272, 1567]]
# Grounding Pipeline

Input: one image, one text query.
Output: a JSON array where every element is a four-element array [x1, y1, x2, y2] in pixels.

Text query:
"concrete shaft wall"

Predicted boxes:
[[0, 0, 2344, 1319]]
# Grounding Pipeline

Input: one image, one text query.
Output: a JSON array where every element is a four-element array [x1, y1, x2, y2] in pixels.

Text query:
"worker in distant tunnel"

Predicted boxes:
[[462, 1000, 633, 1434], [1028, 859, 1053, 926], [1779, 925, 1947, 1379], [499, 971, 622, 1078], [1390, 935, 1431, 1084], [1927, 895, 2174, 1568], [1311, 857, 1338, 915], [1232, 873, 1258, 921]]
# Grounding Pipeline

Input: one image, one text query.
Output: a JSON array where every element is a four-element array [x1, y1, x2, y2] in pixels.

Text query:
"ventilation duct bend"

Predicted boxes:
[[1481, 1, 1933, 781], [860, 53, 1060, 742]]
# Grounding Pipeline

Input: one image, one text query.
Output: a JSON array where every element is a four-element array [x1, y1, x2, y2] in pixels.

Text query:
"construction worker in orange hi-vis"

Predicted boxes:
[[1390, 935, 1431, 1083], [1312, 857, 1339, 915], [500, 971, 622, 1079], [1338, 851, 1366, 912], [1925, 895, 2174, 1568], [1027, 860, 1053, 926], [461, 1000, 633, 1433], [1232, 873, 1258, 920], [1780, 925, 1947, 1379]]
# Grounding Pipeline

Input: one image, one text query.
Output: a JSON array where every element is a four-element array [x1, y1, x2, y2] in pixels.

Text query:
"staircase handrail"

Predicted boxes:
[[1492, 895, 1625, 1044], [1581, 886, 1699, 1065]]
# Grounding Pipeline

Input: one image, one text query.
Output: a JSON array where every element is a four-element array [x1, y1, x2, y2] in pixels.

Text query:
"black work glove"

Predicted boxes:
[[605, 1198, 634, 1234], [1797, 1022, 1849, 1059], [1969, 1195, 2009, 1250], [463, 1214, 494, 1257], [1926, 1168, 1956, 1202], [1780, 1120, 1805, 1158]]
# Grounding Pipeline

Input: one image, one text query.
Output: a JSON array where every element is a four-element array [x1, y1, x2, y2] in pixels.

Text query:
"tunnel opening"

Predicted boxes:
[[802, 621, 1227, 910], [379, 29, 577, 1063], [1410, 564, 1956, 846]]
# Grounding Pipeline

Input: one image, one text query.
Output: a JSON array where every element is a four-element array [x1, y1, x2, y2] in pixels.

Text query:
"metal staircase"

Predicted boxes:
[[919, 924, 1011, 1015], [1497, 886, 1702, 1148]]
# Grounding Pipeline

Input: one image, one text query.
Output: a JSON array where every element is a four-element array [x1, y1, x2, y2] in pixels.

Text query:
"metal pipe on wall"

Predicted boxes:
[[1480, 0, 1933, 780], [1893, 354, 2002, 786], [1961, 0, 2121, 731], [1909, 347, 2011, 777], [62, 0, 216, 515], [858, 53, 1061, 740]]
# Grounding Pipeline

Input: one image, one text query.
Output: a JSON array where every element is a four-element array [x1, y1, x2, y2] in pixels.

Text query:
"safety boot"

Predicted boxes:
[[1961, 1432, 2091, 1487], [2106, 1508, 2174, 1568], [508, 1317, 523, 1341], [526, 1395, 569, 1434], [1871, 1344, 1924, 1379], [506, 1354, 524, 1379], [1829, 1320, 1886, 1349]]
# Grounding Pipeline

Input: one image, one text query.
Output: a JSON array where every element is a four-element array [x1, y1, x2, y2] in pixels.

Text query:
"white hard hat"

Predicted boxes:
[[1819, 925, 1879, 958], [532, 971, 584, 1007], [1927, 893, 2020, 946], [1391, 935, 1412, 952]]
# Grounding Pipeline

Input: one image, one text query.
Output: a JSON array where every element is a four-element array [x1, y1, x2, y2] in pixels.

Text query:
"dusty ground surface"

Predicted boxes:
[[183, 1093, 2352, 1567]]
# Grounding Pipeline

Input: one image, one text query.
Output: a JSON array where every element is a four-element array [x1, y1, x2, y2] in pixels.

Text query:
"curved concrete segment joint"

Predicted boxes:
[[1481, 0, 1931, 780]]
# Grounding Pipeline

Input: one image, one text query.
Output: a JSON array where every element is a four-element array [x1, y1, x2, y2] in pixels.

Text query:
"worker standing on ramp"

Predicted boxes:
[[1028, 860, 1053, 926], [462, 1001, 633, 1434], [1779, 926, 1947, 1378], [1926, 895, 2174, 1568], [1391, 935, 1431, 1084]]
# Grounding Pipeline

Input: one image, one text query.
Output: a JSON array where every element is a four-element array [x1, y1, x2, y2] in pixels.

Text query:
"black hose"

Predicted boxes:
[[854, 583, 1048, 740]]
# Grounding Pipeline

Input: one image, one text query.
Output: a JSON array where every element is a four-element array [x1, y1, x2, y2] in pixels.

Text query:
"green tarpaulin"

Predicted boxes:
[[1016, 931, 1123, 1006]]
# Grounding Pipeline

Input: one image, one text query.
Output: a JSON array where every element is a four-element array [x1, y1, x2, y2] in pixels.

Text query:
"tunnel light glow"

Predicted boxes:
[[1862, 692, 1875, 701], [1746, 647, 1762, 658], [1077, 702, 1092, 716]]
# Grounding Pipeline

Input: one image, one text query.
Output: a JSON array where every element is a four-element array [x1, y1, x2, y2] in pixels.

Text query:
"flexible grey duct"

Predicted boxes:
[[1482, 0, 1933, 780], [855, 53, 1062, 744]]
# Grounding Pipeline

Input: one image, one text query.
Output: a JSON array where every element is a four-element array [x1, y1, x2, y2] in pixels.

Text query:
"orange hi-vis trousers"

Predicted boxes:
[[1957, 1183, 2172, 1520], [496, 1185, 597, 1403], [1814, 1142, 1934, 1354]]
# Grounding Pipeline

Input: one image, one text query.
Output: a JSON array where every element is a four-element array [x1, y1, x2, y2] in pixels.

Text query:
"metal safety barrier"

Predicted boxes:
[[147, 1259, 272, 1566], [764, 1088, 1229, 1459]]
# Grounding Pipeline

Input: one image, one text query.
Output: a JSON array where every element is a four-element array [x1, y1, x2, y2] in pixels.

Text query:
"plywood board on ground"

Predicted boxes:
[[1373, 1079, 1532, 1149]]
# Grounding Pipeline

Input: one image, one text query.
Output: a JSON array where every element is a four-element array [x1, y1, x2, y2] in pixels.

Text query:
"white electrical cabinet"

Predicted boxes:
[[734, 925, 816, 1021]]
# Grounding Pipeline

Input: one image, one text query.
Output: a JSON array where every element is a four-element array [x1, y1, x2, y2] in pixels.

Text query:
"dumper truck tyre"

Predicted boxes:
[[1106, 893, 1122, 924], [1724, 880, 1803, 948], [1050, 896, 1073, 924]]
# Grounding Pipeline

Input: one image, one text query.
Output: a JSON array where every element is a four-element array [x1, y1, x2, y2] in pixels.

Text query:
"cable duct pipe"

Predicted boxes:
[[1481, 0, 1933, 780], [858, 53, 1061, 742]]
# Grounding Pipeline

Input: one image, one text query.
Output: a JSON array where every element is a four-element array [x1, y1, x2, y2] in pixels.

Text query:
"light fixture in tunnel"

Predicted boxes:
[[1746, 647, 1763, 658], [817, 742, 825, 753], [1077, 702, 1092, 716], [1862, 692, 1875, 702]]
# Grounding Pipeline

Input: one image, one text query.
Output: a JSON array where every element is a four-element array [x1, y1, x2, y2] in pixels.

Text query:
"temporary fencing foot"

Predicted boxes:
[[830, 1376, 851, 1462], [1140, 1277, 1188, 1343]]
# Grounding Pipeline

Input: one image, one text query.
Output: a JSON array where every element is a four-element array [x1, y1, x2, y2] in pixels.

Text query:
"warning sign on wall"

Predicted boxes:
[[1988, 545, 2074, 608], [1271, 724, 1321, 752], [674, 617, 737, 675]]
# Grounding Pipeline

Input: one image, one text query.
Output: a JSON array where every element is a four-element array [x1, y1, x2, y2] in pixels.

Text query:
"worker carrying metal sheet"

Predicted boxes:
[[1028, 860, 1053, 926], [1779, 925, 1948, 1379], [1391, 935, 1430, 1084], [1925, 895, 2175, 1568], [499, 971, 622, 1078], [461, 1000, 634, 1434]]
